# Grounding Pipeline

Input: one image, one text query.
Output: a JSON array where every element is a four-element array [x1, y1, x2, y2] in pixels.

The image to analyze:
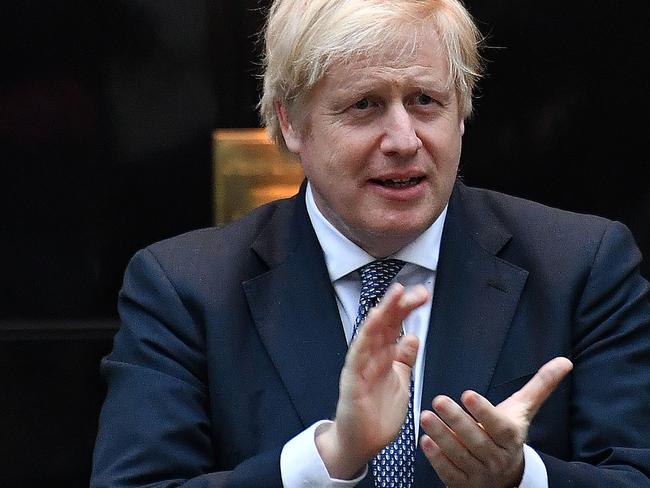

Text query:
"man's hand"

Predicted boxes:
[[420, 356, 573, 487], [316, 283, 430, 479]]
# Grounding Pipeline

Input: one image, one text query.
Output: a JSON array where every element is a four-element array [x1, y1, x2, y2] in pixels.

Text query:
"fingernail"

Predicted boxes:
[[433, 395, 448, 410]]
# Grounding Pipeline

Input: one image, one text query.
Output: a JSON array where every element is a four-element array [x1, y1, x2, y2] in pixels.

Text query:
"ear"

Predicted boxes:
[[275, 101, 302, 154], [459, 119, 465, 136]]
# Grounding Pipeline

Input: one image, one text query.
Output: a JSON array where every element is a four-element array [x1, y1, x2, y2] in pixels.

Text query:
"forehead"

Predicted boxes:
[[316, 29, 451, 97]]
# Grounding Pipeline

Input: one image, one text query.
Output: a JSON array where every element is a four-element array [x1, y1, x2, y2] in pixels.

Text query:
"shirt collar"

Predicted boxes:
[[305, 182, 447, 282]]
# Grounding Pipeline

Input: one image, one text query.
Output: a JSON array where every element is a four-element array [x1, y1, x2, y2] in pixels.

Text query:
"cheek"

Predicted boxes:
[[310, 142, 353, 178], [424, 126, 462, 164], [299, 149, 341, 194]]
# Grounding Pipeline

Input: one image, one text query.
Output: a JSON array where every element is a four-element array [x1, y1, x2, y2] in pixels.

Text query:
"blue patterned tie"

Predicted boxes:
[[353, 259, 416, 488]]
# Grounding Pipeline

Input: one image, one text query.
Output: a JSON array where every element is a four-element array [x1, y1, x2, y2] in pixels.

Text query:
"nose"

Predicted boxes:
[[379, 104, 422, 156]]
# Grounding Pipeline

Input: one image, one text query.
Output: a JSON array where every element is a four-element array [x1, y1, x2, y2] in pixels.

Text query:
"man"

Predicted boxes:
[[92, 1, 650, 487]]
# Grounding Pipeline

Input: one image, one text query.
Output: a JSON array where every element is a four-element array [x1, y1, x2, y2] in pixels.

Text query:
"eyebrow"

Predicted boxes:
[[333, 65, 451, 91], [332, 77, 452, 101]]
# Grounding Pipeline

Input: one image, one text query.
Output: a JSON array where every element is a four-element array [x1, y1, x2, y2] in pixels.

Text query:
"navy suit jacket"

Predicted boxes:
[[92, 182, 650, 487]]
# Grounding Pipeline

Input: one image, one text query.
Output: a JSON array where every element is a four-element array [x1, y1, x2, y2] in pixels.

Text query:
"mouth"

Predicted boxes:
[[371, 176, 425, 188]]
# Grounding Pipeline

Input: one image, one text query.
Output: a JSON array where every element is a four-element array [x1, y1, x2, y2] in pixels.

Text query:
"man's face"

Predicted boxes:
[[279, 30, 464, 257]]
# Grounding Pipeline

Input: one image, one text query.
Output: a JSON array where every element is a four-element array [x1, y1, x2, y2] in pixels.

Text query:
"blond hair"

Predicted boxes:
[[260, 0, 483, 151]]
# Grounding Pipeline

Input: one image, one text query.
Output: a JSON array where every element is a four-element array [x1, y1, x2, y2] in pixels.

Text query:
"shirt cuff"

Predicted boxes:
[[280, 420, 368, 488], [518, 444, 548, 488]]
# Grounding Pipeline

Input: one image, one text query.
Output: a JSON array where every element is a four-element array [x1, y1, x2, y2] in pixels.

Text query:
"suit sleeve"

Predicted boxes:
[[91, 248, 284, 488], [542, 221, 650, 486]]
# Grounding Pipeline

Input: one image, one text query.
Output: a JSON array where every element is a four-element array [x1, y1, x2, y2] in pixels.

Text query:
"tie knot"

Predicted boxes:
[[358, 258, 406, 312]]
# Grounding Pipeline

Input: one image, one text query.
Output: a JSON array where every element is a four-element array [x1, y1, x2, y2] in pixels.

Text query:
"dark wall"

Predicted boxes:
[[0, 1, 647, 486], [1, 0, 232, 319], [0, 327, 115, 487], [461, 0, 648, 269]]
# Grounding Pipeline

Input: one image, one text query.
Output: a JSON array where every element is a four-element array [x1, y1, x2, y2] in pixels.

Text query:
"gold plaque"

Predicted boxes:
[[212, 129, 304, 225]]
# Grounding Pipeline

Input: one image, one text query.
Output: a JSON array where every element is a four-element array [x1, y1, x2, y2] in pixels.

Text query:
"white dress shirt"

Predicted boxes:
[[280, 183, 548, 487]]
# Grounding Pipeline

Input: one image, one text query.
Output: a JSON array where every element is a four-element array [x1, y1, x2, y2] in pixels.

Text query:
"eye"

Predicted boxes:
[[415, 93, 434, 105], [353, 98, 371, 110]]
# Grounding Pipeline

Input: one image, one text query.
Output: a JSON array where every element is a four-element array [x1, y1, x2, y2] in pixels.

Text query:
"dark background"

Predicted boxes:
[[0, 1, 647, 485]]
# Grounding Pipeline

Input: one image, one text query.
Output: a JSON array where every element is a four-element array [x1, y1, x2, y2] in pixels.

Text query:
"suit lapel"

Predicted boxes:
[[414, 183, 529, 486], [243, 187, 348, 427]]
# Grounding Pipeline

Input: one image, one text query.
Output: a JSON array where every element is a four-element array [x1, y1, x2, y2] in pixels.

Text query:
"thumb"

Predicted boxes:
[[511, 356, 573, 420]]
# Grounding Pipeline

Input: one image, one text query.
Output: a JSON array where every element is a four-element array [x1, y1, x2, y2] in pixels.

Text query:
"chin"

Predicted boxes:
[[370, 225, 424, 249], [381, 212, 436, 235]]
